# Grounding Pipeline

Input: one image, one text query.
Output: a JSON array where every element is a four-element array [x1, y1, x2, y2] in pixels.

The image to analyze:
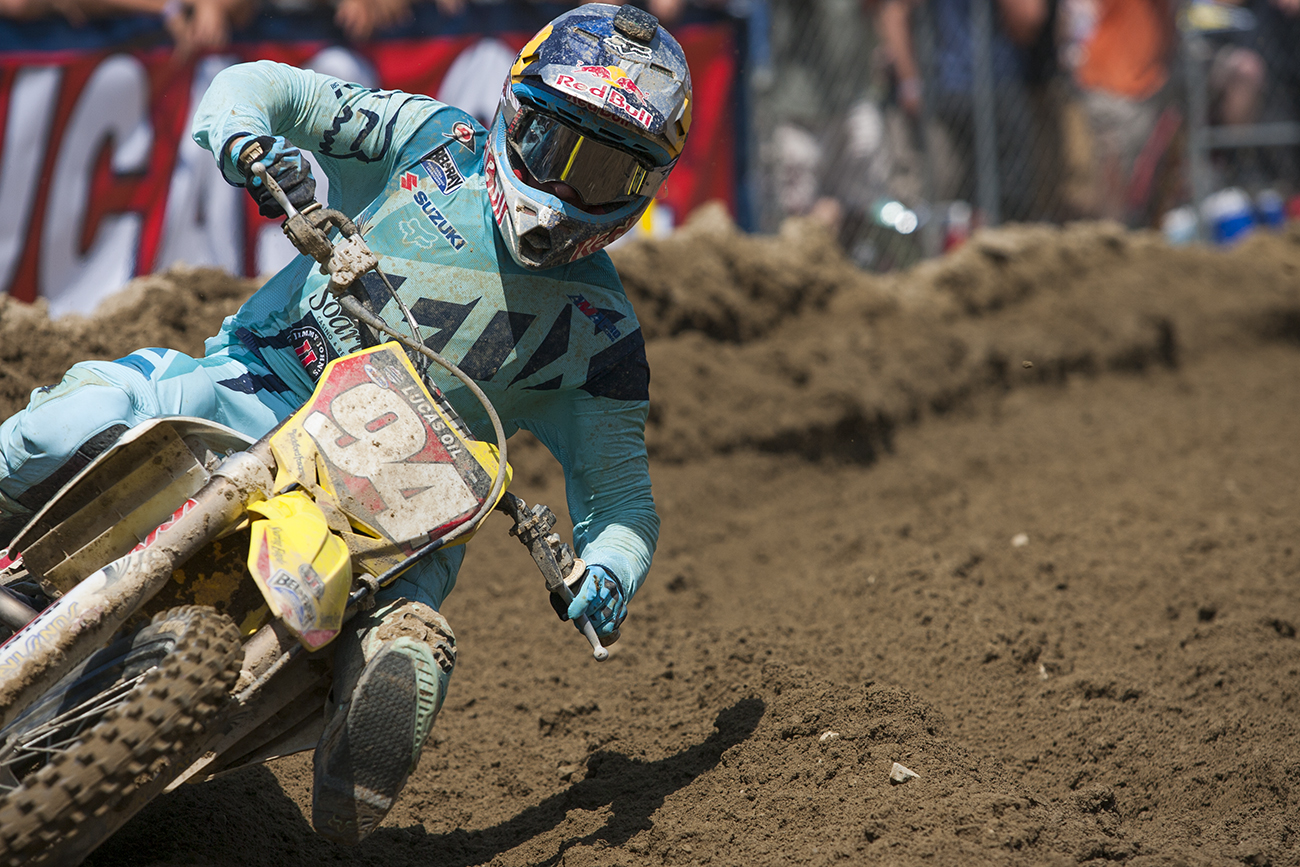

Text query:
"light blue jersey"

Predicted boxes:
[[0, 62, 658, 611]]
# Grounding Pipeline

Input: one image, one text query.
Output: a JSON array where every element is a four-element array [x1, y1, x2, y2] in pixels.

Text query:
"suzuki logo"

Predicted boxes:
[[401, 172, 419, 191]]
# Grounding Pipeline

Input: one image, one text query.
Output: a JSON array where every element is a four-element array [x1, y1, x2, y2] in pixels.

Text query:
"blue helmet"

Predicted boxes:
[[487, 3, 693, 270]]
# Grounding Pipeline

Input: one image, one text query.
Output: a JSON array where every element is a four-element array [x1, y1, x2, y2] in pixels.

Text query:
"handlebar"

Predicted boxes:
[[252, 161, 303, 219], [255, 162, 606, 662], [559, 580, 611, 662]]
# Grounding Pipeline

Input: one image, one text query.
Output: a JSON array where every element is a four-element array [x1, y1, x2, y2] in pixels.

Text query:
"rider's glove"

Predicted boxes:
[[227, 133, 316, 219], [565, 564, 627, 637]]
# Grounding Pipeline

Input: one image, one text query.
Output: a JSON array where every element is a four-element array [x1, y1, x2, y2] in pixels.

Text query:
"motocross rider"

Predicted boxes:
[[0, 3, 689, 844]]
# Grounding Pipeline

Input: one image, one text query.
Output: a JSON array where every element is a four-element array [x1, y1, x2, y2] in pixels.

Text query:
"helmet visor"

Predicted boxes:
[[509, 110, 665, 208]]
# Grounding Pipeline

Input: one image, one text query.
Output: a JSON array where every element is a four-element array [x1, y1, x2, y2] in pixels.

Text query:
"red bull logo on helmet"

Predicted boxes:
[[578, 65, 647, 100], [547, 66, 659, 131]]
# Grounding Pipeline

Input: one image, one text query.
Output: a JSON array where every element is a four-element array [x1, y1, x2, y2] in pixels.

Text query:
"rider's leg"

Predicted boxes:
[[0, 347, 299, 545], [311, 546, 463, 844]]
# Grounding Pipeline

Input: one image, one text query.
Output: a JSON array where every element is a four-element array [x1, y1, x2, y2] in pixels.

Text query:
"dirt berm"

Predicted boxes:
[[2, 207, 1298, 867]]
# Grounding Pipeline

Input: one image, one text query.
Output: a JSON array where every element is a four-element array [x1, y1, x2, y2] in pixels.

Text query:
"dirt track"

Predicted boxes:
[[3, 211, 1299, 866]]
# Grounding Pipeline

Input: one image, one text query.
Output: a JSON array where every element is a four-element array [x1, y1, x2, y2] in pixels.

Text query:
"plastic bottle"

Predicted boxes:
[[1256, 189, 1285, 230], [1201, 188, 1254, 245], [1161, 206, 1198, 246], [943, 201, 971, 252]]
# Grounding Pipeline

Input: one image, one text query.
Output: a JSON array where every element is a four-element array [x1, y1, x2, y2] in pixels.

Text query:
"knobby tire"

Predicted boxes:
[[0, 605, 242, 866]]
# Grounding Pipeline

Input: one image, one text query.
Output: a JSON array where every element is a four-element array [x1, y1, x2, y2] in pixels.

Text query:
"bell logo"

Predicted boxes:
[[445, 121, 476, 153]]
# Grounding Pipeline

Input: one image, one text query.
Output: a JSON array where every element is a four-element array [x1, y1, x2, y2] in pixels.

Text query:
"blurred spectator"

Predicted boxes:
[[762, 2, 883, 229], [0, 0, 721, 43], [332, 0, 422, 42], [756, 0, 925, 268], [1253, 0, 1300, 186], [0, 0, 477, 49], [0, 0, 165, 24], [871, 0, 1058, 223], [1064, 0, 1176, 223], [1208, 0, 1300, 190], [0, 0, 253, 55], [1208, 38, 1263, 129], [579, 0, 729, 26], [164, 0, 256, 56], [1192, 1, 1265, 191]]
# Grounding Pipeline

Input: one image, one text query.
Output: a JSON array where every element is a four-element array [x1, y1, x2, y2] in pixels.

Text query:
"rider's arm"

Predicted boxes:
[[191, 60, 438, 217], [524, 390, 659, 601]]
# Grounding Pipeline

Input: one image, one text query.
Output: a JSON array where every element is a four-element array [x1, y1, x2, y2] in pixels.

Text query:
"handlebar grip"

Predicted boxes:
[[251, 162, 301, 219], [554, 576, 609, 662], [575, 613, 610, 662]]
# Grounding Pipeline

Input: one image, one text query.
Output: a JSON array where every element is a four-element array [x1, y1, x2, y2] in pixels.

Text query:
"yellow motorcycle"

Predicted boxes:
[[0, 171, 607, 865]]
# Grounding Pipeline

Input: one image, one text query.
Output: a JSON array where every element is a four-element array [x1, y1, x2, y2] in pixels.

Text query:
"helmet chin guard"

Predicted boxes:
[[488, 3, 692, 270], [485, 121, 647, 270]]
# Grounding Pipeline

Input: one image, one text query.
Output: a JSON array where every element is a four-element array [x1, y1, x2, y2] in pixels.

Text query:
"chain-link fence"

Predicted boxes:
[[742, 0, 1300, 270], [1182, 0, 1300, 241]]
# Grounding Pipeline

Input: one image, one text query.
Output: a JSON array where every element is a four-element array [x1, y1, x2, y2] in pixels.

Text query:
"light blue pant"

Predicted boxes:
[[0, 347, 461, 610]]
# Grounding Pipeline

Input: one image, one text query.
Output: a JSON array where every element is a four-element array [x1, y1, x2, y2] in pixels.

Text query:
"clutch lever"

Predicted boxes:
[[251, 162, 377, 295]]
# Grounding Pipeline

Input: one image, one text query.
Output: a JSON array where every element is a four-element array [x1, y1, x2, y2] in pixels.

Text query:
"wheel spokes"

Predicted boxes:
[[0, 672, 148, 791]]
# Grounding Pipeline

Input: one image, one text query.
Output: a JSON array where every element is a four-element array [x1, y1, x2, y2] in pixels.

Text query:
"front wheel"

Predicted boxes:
[[0, 605, 242, 866]]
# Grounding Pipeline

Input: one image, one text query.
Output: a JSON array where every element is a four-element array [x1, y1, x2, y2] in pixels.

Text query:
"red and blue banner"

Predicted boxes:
[[0, 6, 740, 316]]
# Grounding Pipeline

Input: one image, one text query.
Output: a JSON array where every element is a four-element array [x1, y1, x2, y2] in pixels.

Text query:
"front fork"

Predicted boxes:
[[0, 447, 275, 731]]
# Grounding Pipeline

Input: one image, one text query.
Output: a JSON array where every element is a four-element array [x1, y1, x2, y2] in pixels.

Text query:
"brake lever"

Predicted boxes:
[[554, 566, 611, 662], [498, 492, 609, 661]]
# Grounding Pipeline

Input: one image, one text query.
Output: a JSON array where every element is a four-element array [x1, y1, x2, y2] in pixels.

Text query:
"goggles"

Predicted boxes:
[[507, 107, 668, 208]]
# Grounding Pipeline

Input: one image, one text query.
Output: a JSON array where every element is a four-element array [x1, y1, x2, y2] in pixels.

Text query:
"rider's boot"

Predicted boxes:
[[311, 597, 455, 844]]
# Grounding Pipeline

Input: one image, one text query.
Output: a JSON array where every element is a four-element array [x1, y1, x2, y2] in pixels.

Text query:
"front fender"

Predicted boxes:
[[246, 491, 351, 651]]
